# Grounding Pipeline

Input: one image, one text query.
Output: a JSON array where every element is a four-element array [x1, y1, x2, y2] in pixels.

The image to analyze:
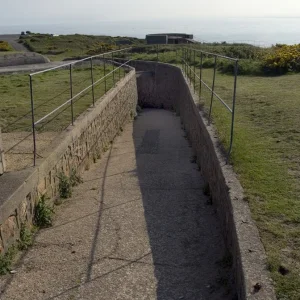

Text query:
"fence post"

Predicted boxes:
[[0, 128, 6, 174], [156, 45, 159, 61], [193, 49, 196, 93], [227, 60, 238, 162], [69, 64, 74, 125], [208, 55, 217, 124], [112, 52, 115, 87], [29, 75, 37, 166], [199, 52, 203, 100], [90, 57, 95, 106], [189, 48, 192, 82], [104, 54, 107, 93], [181, 47, 184, 71]]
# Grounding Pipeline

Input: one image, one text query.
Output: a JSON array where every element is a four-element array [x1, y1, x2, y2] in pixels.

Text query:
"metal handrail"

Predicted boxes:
[[29, 47, 134, 165], [181, 47, 238, 162], [183, 60, 233, 113], [29, 47, 133, 76], [34, 60, 133, 126]]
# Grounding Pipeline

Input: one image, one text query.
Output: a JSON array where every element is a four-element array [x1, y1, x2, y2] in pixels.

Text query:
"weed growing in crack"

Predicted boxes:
[[0, 246, 17, 275], [70, 168, 83, 187], [34, 194, 54, 228], [58, 173, 72, 198], [18, 223, 34, 250]]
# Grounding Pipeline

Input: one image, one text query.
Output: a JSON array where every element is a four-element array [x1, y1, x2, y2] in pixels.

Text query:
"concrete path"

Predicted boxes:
[[0, 35, 29, 52], [0, 109, 234, 300]]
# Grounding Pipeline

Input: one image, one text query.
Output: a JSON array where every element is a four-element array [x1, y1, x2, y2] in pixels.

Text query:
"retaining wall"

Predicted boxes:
[[134, 61, 276, 300], [0, 52, 50, 67], [0, 70, 137, 254]]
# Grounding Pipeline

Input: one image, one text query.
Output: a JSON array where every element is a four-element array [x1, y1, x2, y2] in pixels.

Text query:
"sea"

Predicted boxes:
[[1, 17, 300, 46]]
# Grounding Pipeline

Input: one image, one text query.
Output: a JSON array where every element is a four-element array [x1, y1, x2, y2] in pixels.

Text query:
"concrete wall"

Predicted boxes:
[[0, 52, 50, 67], [0, 70, 137, 254], [134, 61, 276, 300]]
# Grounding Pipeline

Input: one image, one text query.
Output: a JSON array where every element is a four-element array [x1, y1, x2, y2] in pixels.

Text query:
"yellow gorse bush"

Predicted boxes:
[[0, 41, 12, 52], [263, 44, 300, 73]]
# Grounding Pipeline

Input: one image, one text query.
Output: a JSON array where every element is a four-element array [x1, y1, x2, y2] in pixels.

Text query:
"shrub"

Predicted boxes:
[[218, 59, 263, 76], [0, 41, 12, 52], [262, 44, 300, 75]]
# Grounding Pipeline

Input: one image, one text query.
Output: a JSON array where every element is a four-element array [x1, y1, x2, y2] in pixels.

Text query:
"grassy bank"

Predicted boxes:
[[19, 33, 145, 61], [192, 69, 300, 300]]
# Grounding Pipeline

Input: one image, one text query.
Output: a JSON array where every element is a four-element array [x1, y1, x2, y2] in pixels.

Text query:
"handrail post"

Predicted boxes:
[[90, 57, 95, 106], [227, 60, 238, 163], [208, 55, 217, 124], [69, 64, 74, 125], [29, 75, 36, 166], [193, 49, 196, 93], [156, 45, 159, 61], [199, 52, 203, 100], [104, 54, 107, 93], [112, 52, 115, 87], [189, 48, 192, 82]]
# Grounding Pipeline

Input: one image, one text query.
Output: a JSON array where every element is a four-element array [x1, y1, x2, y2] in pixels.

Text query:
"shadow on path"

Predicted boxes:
[[133, 109, 235, 300]]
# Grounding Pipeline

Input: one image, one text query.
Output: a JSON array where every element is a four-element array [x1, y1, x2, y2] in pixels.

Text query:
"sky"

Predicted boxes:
[[1, 0, 300, 25]]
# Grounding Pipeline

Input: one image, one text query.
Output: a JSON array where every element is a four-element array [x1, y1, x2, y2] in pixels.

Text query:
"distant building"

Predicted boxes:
[[146, 33, 195, 45]]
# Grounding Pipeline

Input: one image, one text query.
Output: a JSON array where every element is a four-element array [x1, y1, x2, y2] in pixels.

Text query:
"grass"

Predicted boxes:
[[19, 33, 145, 61], [186, 68, 300, 299], [0, 63, 125, 132]]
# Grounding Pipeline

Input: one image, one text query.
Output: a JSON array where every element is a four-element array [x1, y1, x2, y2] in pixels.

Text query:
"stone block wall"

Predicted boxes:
[[0, 70, 137, 255], [134, 61, 276, 300]]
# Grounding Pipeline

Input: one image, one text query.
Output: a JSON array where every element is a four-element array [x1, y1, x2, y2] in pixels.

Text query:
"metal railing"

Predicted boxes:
[[29, 48, 134, 165], [1, 44, 238, 171], [181, 47, 238, 161]]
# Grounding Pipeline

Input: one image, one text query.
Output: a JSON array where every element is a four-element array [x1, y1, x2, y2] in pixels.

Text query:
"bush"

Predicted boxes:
[[262, 44, 300, 75], [0, 41, 12, 52], [218, 59, 263, 76]]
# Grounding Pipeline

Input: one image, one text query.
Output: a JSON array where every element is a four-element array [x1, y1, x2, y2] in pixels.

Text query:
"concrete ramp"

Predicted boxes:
[[0, 109, 234, 299]]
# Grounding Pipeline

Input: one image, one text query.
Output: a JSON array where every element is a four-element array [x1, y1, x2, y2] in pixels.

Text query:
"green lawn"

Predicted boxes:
[[0, 64, 125, 133], [191, 69, 300, 300]]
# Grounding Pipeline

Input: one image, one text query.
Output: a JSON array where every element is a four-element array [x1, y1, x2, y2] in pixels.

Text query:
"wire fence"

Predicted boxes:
[[0, 44, 238, 171]]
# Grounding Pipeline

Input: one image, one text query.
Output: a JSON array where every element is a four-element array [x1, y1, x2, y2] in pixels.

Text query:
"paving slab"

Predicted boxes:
[[0, 109, 235, 300]]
